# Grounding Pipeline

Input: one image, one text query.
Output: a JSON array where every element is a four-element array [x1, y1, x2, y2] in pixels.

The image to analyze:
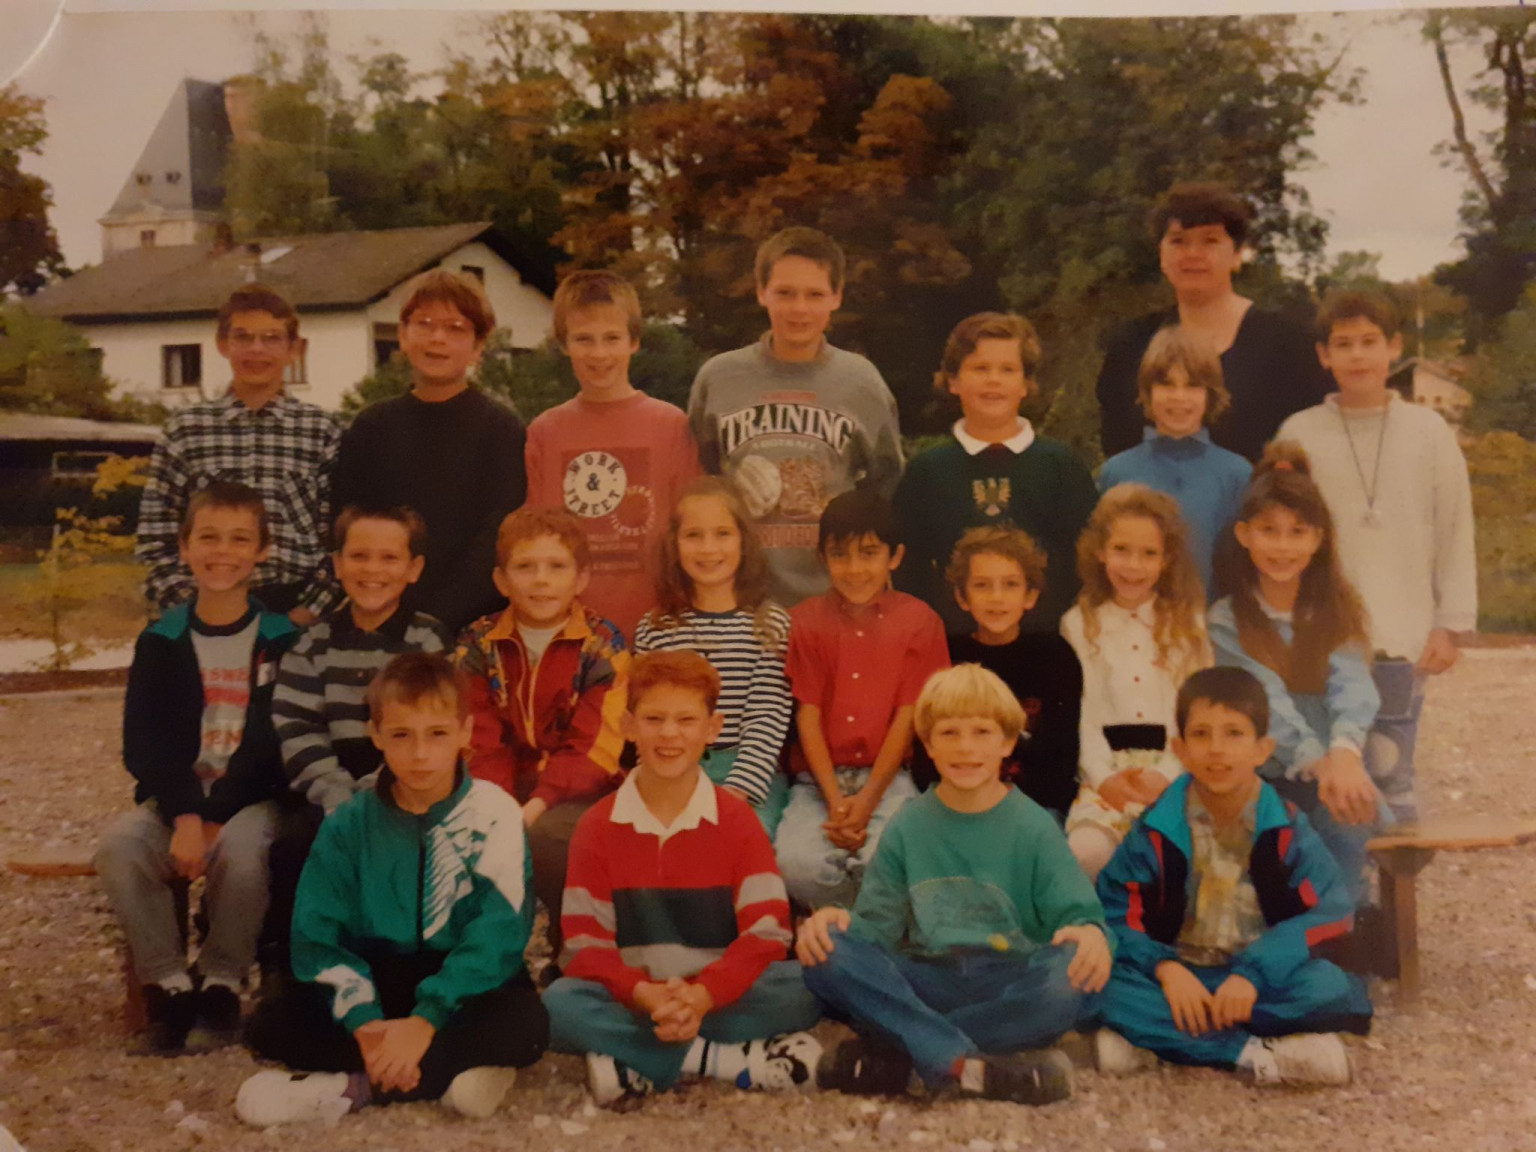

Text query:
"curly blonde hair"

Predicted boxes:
[[651, 476, 783, 650], [1074, 484, 1210, 683]]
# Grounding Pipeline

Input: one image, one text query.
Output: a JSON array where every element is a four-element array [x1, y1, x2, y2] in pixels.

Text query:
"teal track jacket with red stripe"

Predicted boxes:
[[1096, 775, 1356, 997]]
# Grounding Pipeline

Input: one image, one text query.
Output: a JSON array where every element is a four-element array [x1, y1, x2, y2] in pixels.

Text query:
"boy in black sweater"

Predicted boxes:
[[332, 270, 526, 635], [96, 482, 298, 1052], [915, 525, 1082, 822]]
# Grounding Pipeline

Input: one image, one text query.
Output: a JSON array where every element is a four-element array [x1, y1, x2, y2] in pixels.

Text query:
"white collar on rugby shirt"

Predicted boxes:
[[952, 417, 1035, 456], [609, 768, 718, 845]]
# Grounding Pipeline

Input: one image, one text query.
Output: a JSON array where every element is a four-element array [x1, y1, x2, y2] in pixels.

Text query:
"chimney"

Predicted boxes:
[[239, 241, 262, 283], [223, 75, 264, 147]]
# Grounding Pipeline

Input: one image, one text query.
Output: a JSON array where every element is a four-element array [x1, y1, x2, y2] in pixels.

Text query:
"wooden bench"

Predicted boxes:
[[1367, 814, 1536, 1003], [7, 845, 189, 1032]]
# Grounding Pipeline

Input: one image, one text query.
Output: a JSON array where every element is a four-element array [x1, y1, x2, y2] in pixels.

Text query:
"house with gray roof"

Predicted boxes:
[[27, 80, 556, 412]]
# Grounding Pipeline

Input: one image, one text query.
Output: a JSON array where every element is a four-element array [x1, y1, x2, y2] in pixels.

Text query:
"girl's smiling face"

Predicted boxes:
[[1099, 514, 1166, 610], [1234, 503, 1324, 593], [676, 494, 742, 602]]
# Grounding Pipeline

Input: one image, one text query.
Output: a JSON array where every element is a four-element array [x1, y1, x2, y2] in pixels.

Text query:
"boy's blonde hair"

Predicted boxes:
[[553, 269, 643, 345], [494, 506, 590, 570], [399, 269, 496, 341], [1136, 326, 1230, 425], [913, 664, 1026, 744], [933, 312, 1041, 395], [944, 525, 1047, 597]]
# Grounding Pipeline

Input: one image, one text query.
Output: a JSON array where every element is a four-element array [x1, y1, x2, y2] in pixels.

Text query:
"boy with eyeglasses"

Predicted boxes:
[[137, 284, 340, 624], [333, 270, 528, 634]]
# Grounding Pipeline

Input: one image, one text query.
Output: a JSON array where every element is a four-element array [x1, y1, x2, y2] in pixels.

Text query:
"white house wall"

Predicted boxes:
[[366, 241, 553, 351]]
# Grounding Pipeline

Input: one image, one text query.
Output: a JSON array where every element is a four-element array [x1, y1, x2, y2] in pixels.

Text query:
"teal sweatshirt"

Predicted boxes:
[[849, 788, 1107, 959], [292, 771, 533, 1031]]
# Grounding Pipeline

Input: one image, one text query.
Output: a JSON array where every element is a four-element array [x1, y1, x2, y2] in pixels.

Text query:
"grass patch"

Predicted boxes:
[[0, 560, 148, 646]]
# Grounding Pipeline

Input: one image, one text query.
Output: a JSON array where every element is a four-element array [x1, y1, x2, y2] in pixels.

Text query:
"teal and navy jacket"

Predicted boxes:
[[121, 599, 297, 824], [1097, 775, 1357, 997], [292, 770, 534, 1032]]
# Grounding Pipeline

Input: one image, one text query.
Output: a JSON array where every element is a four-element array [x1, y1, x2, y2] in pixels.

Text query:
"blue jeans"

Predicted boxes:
[[1099, 959, 1372, 1068], [1364, 659, 1424, 823], [775, 768, 916, 909], [544, 961, 821, 1089], [801, 929, 1087, 1086]]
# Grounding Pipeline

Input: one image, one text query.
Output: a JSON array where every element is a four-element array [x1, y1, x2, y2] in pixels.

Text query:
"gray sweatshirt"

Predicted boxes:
[[688, 335, 904, 605]]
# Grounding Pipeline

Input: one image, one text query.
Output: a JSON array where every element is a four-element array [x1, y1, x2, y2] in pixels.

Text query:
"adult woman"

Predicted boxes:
[[1095, 182, 1331, 463]]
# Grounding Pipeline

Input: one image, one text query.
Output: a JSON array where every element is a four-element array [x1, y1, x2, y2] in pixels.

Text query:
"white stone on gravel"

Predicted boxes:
[[559, 1120, 588, 1136]]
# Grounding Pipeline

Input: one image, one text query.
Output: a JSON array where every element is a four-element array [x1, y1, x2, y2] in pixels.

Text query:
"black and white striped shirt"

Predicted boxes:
[[273, 607, 452, 813], [633, 605, 793, 805]]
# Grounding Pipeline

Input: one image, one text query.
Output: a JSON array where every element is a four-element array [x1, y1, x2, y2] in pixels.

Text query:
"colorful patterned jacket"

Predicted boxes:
[[455, 602, 629, 808]]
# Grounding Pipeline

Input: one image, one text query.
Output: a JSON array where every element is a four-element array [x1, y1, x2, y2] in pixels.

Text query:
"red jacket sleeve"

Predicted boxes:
[[560, 808, 651, 1006], [530, 646, 630, 809], [690, 797, 794, 1009]]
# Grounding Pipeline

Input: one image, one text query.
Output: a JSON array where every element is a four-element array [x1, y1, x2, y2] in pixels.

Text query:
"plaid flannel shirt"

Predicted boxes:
[[135, 390, 342, 613]]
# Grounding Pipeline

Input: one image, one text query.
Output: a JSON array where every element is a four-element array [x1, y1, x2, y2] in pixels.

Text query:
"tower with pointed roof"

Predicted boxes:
[[99, 79, 231, 261]]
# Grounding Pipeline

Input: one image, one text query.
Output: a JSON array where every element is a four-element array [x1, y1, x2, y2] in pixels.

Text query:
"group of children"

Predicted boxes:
[[98, 212, 1475, 1123]]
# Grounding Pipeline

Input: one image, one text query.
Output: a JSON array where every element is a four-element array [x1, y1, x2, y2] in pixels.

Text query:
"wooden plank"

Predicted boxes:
[[5, 844, 96, 877], [1366, 814, 1536, 853]]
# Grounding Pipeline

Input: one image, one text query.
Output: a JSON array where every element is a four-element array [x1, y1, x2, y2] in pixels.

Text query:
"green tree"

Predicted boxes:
[[1425, 11, 1536, 339], [0, 84, 66, 295], [0, 304, 163, 422], [1462, 285, 1536, 440]]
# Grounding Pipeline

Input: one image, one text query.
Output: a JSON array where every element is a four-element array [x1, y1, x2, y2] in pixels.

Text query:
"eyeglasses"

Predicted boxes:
[[226, 330, 290, 349], [406, 317, 475, 338]]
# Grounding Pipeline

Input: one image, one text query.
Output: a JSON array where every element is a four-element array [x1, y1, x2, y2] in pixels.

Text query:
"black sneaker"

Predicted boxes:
[[536, 962, 563, 991], [142, 984, 198, 1053], [967, 1050, 1074, 1106], [197, 984, 243, 1045], [816, 1035, 914, 1096]]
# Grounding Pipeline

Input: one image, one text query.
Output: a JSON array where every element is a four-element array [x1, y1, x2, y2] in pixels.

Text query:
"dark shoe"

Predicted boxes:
[[968, 1050, 1074, 1106], [536, 962, 563, 990], [197, 984, 243, 1045], [816, 1035, 914, 1096], [143, 984, 198, 1053]]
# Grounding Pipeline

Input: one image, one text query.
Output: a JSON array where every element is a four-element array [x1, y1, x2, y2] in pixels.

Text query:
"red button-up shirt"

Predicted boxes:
[[786, 589, 950, 768]]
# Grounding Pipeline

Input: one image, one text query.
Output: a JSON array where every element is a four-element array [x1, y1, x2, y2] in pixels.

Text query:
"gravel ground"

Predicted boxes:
[[3, 650, 1536, 1152]]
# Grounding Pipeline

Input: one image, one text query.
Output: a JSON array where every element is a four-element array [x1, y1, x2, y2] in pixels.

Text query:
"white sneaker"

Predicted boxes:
[[1244, 1034, 1352, 1087], [585, 1052, 655, 1107], [747, 1032, 823, 1091], [1094, 1029, 1158, 1076], [235, 1070, 354, 1128], [441, 1066, 518, 1118]]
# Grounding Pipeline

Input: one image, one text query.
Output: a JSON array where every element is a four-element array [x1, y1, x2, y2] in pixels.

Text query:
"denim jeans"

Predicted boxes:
[[801, 929, 1087, 1086], [1364, 658, 1425, 823], [774, 768, 916, 909]]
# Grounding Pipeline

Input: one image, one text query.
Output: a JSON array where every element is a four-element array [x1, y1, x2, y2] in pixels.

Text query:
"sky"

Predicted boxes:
[[6, 2, 1507, 283]]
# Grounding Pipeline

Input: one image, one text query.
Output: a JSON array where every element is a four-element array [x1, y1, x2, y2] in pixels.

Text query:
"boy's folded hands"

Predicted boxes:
[[357, 1015, 436, 1094], [169, 815, 220, 880], [635, 978, 714, 1043], [1155, 962, 1257, 1034]]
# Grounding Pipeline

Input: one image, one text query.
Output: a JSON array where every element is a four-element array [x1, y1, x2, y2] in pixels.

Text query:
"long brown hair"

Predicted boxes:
[[1074, 484, 1210, 684], [1219, 442, 1370, 693], [653, 476, 783, 650]]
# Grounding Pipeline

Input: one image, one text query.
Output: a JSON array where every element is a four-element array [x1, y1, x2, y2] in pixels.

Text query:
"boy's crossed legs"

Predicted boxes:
[[803, 929, 1084, 1097], [545, 961, 822, 1101]]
